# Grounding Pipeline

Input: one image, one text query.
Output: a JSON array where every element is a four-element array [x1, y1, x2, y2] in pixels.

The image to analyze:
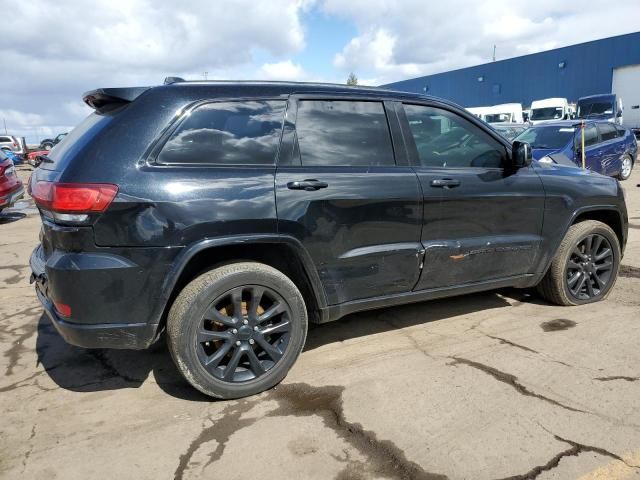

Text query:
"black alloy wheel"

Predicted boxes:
[[565, 233, 614, 300], [196, 285, 292, 383]]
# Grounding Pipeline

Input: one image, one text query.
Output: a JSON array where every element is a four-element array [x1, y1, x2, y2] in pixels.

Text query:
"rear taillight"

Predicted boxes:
[[32, 182, 118, 222]]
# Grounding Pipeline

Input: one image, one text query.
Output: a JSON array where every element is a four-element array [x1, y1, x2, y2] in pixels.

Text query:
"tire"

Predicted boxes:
[[618, 154, 633, 181], [536, 220, 620, 306], [167, 262, 308, 399]]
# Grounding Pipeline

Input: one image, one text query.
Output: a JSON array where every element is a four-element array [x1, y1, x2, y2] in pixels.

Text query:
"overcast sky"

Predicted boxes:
[[1, 0, 638, 141]]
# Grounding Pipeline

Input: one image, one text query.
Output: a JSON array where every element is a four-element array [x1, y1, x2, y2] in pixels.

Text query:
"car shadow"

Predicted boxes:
[[36, 288, 541, 402], [304, 288, 538, 351]]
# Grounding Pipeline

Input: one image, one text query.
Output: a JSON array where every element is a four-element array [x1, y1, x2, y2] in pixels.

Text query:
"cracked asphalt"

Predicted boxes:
[[2, 165, 640, 480]]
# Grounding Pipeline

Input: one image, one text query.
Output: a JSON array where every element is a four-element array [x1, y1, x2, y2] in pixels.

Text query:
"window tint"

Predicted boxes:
[[157, 101, 285, 165], [404, 104, 505, 168], [598, 123, 617, 142], [295, 100, 394, 166], [583, 125, 599, 147], [0, 136, 10, 143]]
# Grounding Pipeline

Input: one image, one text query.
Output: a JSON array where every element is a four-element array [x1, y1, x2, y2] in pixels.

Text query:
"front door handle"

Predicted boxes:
[[430, 178, 461, 188], [287, 179, 329, 191]]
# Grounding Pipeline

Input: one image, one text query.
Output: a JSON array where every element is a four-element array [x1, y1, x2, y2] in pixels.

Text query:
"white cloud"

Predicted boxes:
[[259, 60, 307, 80], [0, 0, 310, 141], [322, 0, 640, 84]]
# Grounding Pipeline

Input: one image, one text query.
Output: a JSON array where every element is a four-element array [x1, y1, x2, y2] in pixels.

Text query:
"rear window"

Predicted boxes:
[[157, 101, 286, 165], [42, 113, 113, 171]]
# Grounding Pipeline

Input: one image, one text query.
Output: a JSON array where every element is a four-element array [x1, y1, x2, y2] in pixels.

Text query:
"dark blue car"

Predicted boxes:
[[515, 120, 637, 180]]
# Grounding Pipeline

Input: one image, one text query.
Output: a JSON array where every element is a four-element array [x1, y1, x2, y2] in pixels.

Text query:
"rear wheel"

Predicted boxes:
[[537, 220, 620, 306], [167, 262, 308, 399], [618, 154, 633, 181]]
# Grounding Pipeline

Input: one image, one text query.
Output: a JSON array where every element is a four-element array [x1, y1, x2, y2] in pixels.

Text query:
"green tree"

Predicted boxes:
[[346, 72, 358, 86]]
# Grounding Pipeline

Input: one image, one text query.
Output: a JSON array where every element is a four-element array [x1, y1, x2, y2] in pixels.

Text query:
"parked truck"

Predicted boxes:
[[577, 94, 623, 125], [530, 98, 574, 124]]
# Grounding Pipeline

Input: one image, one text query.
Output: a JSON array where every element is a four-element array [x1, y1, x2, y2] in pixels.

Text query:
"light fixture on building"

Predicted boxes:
[[477, 76, 484, 82], [558, 61, 566, 69]]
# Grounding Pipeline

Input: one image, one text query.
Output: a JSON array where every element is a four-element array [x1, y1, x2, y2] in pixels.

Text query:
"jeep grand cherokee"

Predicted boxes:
[[30, 80, 628, 399]]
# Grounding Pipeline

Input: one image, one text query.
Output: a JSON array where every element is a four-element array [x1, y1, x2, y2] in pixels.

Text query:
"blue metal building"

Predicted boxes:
[[383, 32, 640, 108]]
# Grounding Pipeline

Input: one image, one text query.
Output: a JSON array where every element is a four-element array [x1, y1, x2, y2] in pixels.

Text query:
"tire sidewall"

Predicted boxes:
[[560, 224, 621, 305], [619, 155, 633, 180], [169, 265, 307, 399]]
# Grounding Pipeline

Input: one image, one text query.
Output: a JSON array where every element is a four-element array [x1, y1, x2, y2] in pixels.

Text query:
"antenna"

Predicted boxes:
[[492, 45, 496, 62]]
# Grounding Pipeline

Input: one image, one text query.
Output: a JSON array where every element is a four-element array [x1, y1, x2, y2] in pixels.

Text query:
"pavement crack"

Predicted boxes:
[[485, 334, 539, 354], [449, 357, 584, 413], [594, 375, 639, 382], [86, 350, 142, 384], [496, 433, 639, 480], [553, 435, 640, 469], [22, 424, 36, 473], [174, 383, 448, 480]]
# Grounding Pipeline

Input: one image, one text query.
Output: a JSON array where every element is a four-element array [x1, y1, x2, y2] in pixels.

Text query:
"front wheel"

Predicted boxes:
[[618, 154, 633, 181], [536, 220, 621, 306], [167, 262, 308, 399]]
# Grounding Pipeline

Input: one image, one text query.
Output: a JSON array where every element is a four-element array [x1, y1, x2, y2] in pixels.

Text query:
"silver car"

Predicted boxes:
[[0, 135, 26, 156]]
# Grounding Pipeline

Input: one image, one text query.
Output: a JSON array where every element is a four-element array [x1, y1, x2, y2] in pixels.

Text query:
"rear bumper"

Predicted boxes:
[[30, 245, 160, 349], [35, 288, 158, 349], [0, 183, 24, 208]]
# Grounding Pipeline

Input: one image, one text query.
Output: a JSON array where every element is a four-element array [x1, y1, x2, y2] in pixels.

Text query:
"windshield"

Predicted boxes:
[[484, 113, 511, 123], [514, 126, 575, 149], [531, 107, 564, 120], [577, 101, 613, 117]]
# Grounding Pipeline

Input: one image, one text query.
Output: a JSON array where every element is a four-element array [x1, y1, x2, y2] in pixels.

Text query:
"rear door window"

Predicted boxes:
[[295, 100, 395, 166], [597, 123, 617, 142], [157, 100, 286, 165]]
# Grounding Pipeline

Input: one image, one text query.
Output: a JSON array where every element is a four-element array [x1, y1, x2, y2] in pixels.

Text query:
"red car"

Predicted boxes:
[[0, 154, 24, 213]]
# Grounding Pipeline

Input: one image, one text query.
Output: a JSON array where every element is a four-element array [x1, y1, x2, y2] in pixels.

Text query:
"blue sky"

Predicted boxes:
[[1, 0, 639, 140]]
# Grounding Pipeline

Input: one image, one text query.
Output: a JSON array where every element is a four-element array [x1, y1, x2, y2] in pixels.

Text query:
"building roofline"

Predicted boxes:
[[384, 31, 640, 85]]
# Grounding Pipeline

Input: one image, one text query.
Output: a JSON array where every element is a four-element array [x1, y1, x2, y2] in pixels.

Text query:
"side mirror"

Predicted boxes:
[[616, 110, 622, 118], [511, 141, 532, 168]]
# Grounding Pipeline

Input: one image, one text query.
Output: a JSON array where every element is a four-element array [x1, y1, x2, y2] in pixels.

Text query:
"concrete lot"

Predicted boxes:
[[1, 164, 640, 480]]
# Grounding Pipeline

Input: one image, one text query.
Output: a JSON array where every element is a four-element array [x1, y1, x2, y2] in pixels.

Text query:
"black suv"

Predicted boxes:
[[29, 80, 628, 399]]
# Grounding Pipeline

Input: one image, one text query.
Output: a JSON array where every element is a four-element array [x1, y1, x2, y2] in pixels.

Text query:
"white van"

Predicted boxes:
[[483, 103, 524, 124], [466, 104, 524, 124], [530, 98, 573, 124]]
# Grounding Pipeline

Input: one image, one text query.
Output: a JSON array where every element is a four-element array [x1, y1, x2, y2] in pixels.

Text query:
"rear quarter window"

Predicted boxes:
[[156, 100, 286, 165], [42, 113, 114, 171]]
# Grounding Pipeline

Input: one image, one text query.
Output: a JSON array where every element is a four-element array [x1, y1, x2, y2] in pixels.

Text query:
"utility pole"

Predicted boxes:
[[203, 71, 208, 80], [2, 117, 6, 134], [492, 45, 496, 62]]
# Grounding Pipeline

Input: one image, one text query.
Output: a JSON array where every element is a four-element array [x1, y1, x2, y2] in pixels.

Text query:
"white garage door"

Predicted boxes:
[[612, 64, 640, 129]]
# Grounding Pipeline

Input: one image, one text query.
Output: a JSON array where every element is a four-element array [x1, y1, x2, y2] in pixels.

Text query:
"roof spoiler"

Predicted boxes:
[[82, 87, 150, 114]]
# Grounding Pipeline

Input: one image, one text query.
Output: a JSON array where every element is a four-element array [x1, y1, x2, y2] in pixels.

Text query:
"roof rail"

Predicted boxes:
[[164, 76, 186, 85]]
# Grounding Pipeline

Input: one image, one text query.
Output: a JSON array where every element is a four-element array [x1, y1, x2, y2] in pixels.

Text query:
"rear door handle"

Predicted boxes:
[[430, 178, 461, 188], [286, 179, 329, 191]]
